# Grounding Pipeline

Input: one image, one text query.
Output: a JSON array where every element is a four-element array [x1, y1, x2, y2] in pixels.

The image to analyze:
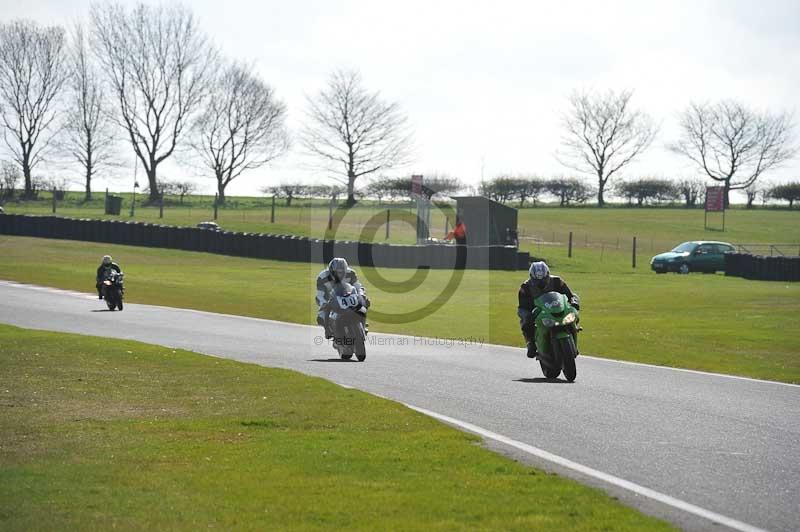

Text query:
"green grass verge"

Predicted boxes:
[[1, 236, 799, 383], [0, 324, 674, 531]]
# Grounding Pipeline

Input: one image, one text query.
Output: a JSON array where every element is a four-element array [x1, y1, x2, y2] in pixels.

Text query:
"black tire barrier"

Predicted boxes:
[[0, 214, 532, 270], [723, 252, 800, 282]]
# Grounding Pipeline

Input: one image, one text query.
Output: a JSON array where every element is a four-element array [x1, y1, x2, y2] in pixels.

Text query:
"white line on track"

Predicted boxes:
[[0, 279, 781, 530], [405, 403, 767, 532]]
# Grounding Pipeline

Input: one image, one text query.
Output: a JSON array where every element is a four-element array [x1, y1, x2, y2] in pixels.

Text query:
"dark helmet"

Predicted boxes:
[[528, 261, 550, 289], [328, 257, 348, 282]]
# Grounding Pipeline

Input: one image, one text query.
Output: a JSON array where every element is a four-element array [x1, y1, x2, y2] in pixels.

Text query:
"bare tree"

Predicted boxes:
[[300, 69, 413, 206], [171, 180, 196, 204], [676, 178, 705, 208], [90, 2, 215, 202], [366, 174, 462, 201], [614, 178, 677, 206], [511, 175, 546, 207], [768, 182, 800, 209], [0, 20, 68, 198], [744, 184, 762, 209], [546, 177, 594, 206], [262, 183, 307, 207], [480, 176, 517, 204], [43, 175, 70, 200], [61, 24, 117, 201], [1, 159, 20, 200], [306, 184, 346, 203], [558, 89, 657, 206], [670, 101, 796, 207], [191, 61, 288, 204]]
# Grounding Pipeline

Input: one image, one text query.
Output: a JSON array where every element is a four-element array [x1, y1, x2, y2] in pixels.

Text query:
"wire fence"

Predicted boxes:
[[734, 244, 800, 257]]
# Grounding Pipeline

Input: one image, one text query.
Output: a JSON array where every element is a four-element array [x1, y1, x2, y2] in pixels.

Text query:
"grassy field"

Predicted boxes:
[[0, 192, 441, 244], [0, 324, 673, 531], [2, 235, 798, 383], [5, 193, 799, 267]]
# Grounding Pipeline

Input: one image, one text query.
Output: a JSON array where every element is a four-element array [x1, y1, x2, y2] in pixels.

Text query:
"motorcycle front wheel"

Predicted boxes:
[[354, 335, 366, 362], [353, 322, 366, 362], [540, 359, 561, 379], [558, 335, 577, 382]]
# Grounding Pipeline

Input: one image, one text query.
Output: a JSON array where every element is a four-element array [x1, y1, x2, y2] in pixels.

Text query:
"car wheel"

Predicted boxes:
[[678, 263, 690, 274]]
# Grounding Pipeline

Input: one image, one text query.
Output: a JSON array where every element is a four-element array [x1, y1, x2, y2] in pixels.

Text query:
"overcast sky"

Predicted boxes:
[[5, 0, 800, 199]]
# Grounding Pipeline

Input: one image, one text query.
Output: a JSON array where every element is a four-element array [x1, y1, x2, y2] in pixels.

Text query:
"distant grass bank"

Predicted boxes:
[[0, 324, 673, 531], [5, 194, 798, 261], [2, 236, 799, 383]]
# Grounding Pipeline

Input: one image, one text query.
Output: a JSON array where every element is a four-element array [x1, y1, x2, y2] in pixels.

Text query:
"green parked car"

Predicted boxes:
[[650, 241, 736, 274]]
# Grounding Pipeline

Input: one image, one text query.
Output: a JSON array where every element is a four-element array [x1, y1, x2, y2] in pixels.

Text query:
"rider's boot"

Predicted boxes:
[[526, 340, 538, 359]]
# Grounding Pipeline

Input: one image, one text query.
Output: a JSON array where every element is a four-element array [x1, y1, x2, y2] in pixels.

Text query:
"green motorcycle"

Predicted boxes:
[[533, 292, 580, 382]]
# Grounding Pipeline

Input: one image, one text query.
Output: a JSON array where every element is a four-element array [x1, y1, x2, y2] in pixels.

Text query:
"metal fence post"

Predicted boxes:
[[568, 231, 573, 258], [632, 236, 637, 268]]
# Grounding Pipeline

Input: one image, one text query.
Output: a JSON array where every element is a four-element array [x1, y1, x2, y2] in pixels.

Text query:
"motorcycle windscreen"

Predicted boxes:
[[536, 292, 565, 313], [333, 282, 359, 309]]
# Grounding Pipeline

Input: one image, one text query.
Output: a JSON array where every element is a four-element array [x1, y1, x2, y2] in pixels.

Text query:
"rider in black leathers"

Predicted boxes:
[[96, 255, 121, 299], [517, 261, 579, 358]]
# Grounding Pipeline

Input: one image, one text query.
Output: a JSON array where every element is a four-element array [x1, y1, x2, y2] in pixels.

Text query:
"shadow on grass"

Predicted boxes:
[[514, 377, 573, 384], [308, 358, 359, 363]]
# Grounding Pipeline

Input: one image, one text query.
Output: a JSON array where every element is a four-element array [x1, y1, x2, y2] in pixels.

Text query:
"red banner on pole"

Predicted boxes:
[[705, 186, 724, 212]]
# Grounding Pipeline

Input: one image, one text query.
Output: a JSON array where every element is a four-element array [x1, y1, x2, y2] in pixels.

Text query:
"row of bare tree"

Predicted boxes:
[[0, 5, 796, 209], [558, 91, 796, 208], [262, 175, 464, 206], [0, 5, 411, 207], [0, 6, 290, 204], [477, 175, 800, 209]]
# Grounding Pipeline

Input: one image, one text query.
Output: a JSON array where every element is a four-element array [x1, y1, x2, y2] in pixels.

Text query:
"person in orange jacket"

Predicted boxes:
[[445, 217, 467, 245]]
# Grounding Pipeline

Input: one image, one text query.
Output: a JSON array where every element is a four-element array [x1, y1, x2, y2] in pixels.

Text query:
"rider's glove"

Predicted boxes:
[[570, 296, 580, 310]]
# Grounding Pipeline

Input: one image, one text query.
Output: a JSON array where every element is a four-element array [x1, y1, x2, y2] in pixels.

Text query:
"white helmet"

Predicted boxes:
[[328, 257, 348, 282], [529, 261, 550, 288], [102, 255, 112, 266]]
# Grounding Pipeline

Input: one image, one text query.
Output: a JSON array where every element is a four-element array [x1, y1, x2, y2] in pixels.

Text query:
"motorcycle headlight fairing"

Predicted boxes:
[[562, 312, 576, 325], [541, 318, 556, 327]]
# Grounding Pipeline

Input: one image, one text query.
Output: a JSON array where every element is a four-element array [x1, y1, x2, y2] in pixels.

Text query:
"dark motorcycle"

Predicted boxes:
[[325, 282, 368, 362], [102, 271, 125, 311]]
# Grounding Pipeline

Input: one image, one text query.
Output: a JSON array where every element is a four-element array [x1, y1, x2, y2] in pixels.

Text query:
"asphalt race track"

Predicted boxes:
[[1, 280, 798, 532]]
